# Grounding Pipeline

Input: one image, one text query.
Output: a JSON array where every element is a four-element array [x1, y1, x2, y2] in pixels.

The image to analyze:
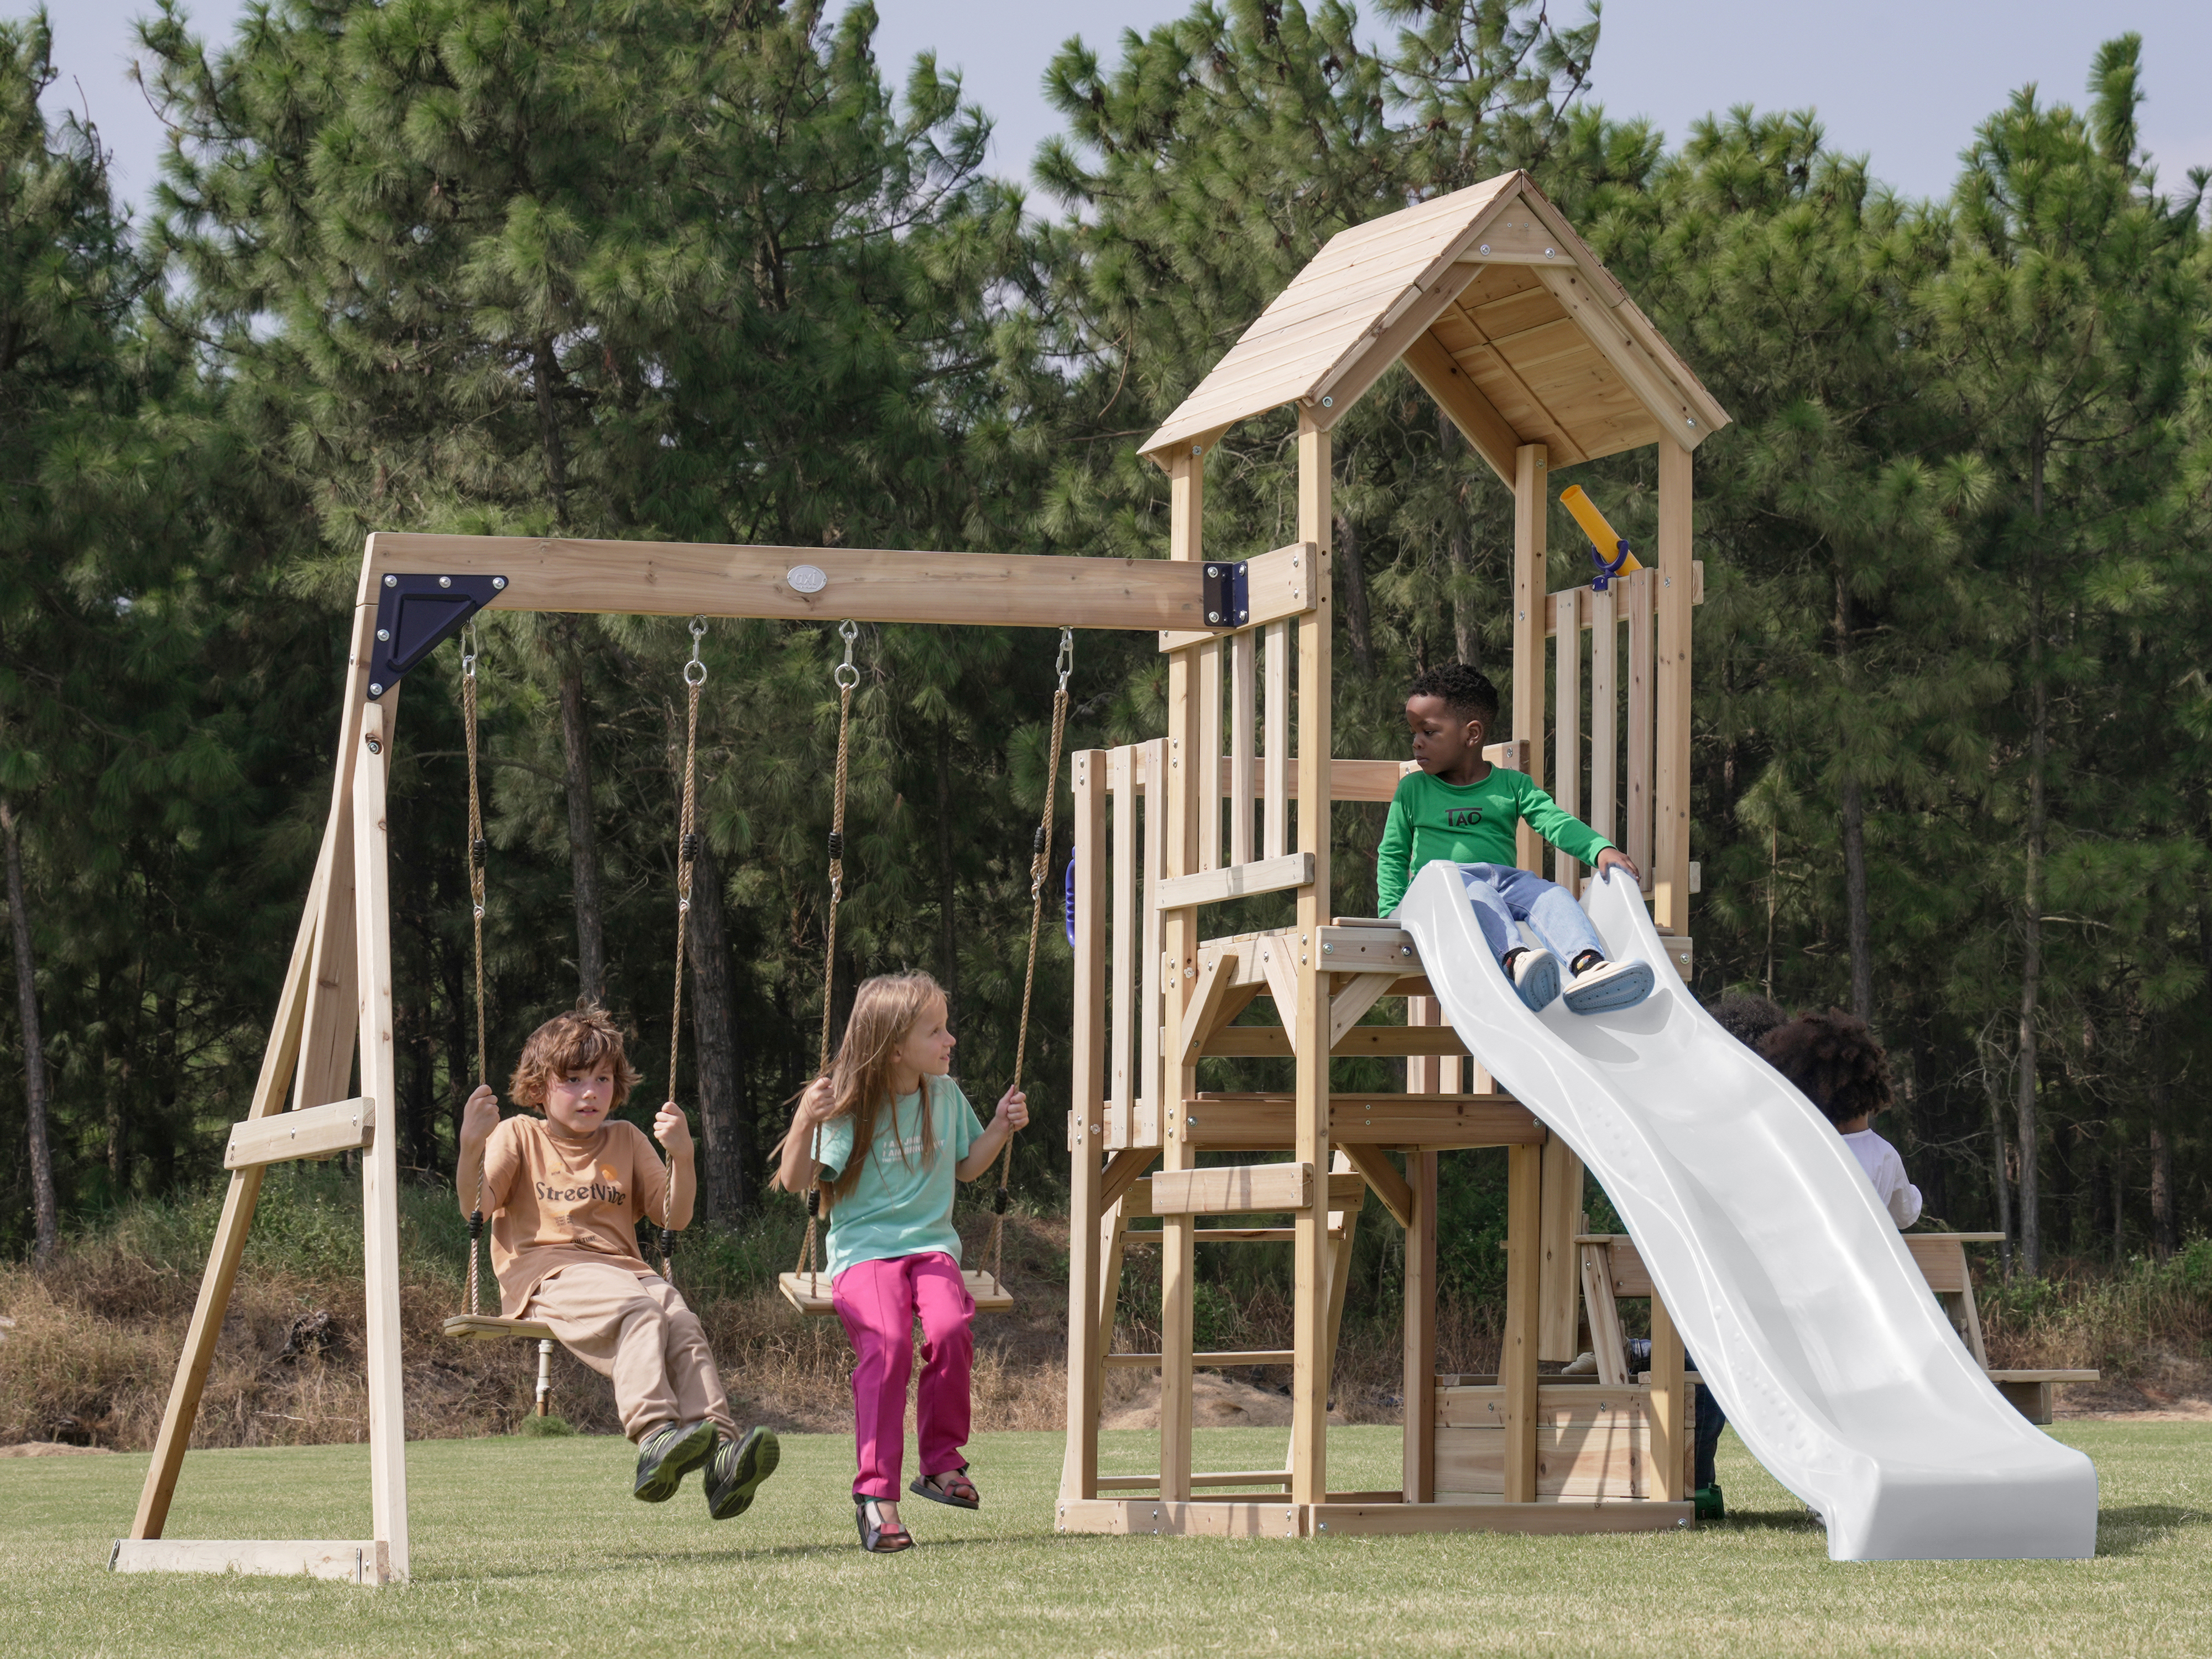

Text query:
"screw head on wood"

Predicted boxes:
[[366, 738, 382, 754]]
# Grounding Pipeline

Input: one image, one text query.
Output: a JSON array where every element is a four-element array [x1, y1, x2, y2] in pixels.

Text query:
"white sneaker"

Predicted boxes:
[[1562, 957, 1654, 1014], [1503, 947, 1561, 1011]]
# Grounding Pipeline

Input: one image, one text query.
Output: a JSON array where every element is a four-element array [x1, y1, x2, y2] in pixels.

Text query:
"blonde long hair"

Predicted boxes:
[[779, 971, 947, 1206]]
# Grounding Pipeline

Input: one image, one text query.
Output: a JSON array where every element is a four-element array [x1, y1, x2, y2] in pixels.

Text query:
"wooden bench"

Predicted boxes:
[[1577, 1233, 2097, 1426]]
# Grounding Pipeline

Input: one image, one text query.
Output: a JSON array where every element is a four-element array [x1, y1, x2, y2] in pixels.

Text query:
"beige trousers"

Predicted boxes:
[[527, 1261, 737, 1442]]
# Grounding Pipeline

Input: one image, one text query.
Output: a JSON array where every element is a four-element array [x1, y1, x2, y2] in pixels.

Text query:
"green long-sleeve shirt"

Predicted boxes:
[[1375, 766, 1615, 914]]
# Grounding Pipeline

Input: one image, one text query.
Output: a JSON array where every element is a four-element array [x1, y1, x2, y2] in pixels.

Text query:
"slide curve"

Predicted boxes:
[[1394, 859, 2098, 1561]]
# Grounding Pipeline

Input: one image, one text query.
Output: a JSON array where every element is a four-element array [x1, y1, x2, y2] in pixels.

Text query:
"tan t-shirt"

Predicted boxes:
[[482, 1115, 669, 1316]]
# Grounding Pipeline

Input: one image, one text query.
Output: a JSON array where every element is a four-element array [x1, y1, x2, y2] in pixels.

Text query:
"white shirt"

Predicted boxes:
[[1843, 1128, 1922, 1228]]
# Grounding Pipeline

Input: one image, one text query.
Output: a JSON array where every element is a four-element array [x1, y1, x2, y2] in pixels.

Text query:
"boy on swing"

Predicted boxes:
[[458, 1005, 780, 1517], [1380, 664, 1653, 1013]]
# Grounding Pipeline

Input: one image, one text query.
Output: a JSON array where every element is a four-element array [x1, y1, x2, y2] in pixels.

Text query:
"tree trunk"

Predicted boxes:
[[2, 802, 59, 1266], [441, 940, 472, 1182], [2149, 1120, 2174, 1262], [2015, 638, 2047, 1280], [559, 645, 607, 1006], [1987, 1067, 2015, 1280], [935, 720, 961, 1015], [1834, 572, 1874, 1023], [1335, 507, 1375, 676], [1438, 410, 1479, 667], [533, 333, 570, 528], [685, 839, 747, 1223], [401, 997, 435, 1171]]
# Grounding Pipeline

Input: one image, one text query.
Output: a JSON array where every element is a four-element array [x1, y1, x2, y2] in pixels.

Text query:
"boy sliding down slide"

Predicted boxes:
[[1379, 664, 1653, 1014]]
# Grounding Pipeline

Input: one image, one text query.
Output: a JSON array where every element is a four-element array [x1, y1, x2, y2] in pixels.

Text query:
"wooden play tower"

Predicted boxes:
[[1056, 173, 1731, 1538]]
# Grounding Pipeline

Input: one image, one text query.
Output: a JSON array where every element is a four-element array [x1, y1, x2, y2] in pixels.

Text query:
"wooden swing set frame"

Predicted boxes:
[[116, 170, 1730, 1582]]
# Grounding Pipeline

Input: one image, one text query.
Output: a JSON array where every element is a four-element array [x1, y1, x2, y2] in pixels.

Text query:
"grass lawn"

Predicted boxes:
[[0, 1421, 2204, 1656]]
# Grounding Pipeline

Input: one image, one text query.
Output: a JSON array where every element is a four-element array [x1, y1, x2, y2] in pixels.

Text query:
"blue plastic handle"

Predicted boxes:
[[1065, 848, 1077, 946]]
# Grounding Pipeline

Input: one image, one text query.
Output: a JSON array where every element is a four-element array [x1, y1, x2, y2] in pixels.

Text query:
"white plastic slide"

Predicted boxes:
[[1394, 860, 2099, 1561]]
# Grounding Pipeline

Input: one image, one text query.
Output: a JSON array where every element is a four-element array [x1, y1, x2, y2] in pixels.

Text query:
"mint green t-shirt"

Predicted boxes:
[[1375, 765, 1614, 914], [816, 1076, 985, 1278]]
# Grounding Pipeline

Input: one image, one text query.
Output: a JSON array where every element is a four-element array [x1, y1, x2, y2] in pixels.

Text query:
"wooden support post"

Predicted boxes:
[[131, 833, 330, 1541], [1139, 740, 1166, 1147], [1511, 445, 1548, 875], [1537, 1139, 1584, 1363], [1230, 633, 1255, 864], [295, 586, 392, 1112], [1262, 622, 1290, 859], [352, 700, 409, 1581], [1198, 639, 1223, 872], [1062, 752, 1109, 1500], [1589, 583, 1618, 851], [1108, 747, 1136, 1148], [1626, 567, 1655, 892], [1649, 1289, 1687, 1502], [1654, 439, 1694, 932], [1160, 445, 1206, 1503], [1551, 588, 1582, 894], [1402, 1149, 1438, 1503], [1501, 1140, 1543, 1505], [1290, 411, 1334, 1506]]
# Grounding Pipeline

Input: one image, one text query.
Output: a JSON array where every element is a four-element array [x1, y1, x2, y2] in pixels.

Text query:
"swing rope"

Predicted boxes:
[[792, 620, 860, 1291], [660, 618, 707, 1282], [984, 628, 1073, 1286], [462, 629, 491, 1319]]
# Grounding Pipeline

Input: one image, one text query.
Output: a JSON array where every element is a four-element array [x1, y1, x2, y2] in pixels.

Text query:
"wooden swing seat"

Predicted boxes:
[[441, 1314, 555, 1342], [778, 1269, 1014, 1317]]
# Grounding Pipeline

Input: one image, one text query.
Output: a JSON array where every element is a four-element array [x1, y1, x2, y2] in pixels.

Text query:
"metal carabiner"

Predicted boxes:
[[833, 619, 860, 691], [685, 616, 708, 686], [1056, 627, 1074, 693]]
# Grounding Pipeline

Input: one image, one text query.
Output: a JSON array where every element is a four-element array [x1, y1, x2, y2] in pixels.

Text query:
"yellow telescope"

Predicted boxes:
[[1559, 485, 1641, 590]]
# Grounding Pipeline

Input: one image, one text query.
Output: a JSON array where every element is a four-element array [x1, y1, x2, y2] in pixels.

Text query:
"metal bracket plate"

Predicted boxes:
[[366, 574, 507, 698], [1200, 561, 1249, 629]]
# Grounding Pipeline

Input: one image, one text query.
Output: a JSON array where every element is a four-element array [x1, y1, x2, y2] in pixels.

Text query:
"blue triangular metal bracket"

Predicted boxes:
[[366, 573, 508, 699]]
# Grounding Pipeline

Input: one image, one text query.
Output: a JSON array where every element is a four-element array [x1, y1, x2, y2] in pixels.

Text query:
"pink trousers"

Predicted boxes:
[[831, 1251, 974, 1500]]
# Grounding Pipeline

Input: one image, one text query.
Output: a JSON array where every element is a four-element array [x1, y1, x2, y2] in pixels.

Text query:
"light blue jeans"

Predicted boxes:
[[1456, 863, 1607, 967]]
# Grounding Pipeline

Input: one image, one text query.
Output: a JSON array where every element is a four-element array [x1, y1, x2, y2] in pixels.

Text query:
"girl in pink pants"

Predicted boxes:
[[775, 972, 1029, 1554]]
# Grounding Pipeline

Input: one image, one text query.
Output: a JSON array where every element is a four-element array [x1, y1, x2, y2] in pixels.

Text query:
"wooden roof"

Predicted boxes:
[[1140, 172, 1730, 479]]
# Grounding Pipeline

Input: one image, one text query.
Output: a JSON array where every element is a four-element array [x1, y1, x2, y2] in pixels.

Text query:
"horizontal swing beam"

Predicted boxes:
[[362, 533, 1222, 634]]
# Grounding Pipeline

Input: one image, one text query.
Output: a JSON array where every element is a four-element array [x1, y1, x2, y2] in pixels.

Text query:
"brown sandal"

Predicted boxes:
[[855, 1495, 913, 1552], [910, 1467, 979, 1510]]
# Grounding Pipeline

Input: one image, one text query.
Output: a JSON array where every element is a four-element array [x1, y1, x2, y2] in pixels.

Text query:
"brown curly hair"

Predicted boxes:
[[509, 1005, 644, 1112], [1757, 1009, 1893, 1126]]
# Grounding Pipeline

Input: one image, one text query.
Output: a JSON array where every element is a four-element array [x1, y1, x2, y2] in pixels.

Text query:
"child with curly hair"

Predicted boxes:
[[1760, 1009, 1923, 1228], [457, 1005, 779, 1519]]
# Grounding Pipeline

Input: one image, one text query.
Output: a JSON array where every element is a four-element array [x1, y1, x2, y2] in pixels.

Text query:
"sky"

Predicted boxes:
[[29, 0, 2212, 216]]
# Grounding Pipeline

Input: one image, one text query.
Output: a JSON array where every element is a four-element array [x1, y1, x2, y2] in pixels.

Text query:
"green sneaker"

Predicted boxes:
[[1693, 1482, 1726, 1521], [704, 1426, 781, 1520], [633, 1419, 716, 1504]]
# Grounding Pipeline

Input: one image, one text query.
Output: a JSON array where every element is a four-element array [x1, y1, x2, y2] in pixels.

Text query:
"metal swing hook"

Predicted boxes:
[[833, 619, 860, 691], [1055, 627, 1074, 693], [685, 615, 708, 686], [461, 625, 478, 681]]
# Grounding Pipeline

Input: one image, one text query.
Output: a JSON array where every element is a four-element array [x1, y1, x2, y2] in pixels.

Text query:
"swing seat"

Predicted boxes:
[[777, 1270, 1014, 1317], [441, 1314, 555, 1342]]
